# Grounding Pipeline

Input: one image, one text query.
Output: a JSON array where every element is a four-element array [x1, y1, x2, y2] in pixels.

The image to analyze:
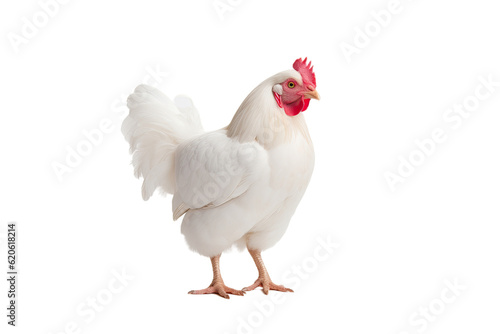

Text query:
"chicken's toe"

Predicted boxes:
[[243, 277, 293, 294], [188, 283, 245, 299]]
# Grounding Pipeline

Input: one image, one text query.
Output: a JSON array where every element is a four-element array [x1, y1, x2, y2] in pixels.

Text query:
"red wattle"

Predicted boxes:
[[302, 98, 310, 111], [274, 93, 311, 116], [283, 97, 304, 116]]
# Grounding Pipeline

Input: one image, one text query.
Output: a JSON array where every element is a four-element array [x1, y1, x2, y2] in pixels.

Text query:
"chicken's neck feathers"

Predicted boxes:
[[226, 71, 312, 149]]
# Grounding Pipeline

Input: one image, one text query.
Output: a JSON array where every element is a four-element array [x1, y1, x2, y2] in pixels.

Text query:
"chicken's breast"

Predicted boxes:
[[177, 127, 314, 257]]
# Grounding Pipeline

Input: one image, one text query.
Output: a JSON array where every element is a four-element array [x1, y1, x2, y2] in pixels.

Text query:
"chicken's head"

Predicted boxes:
[[272, 58, 320, 116]]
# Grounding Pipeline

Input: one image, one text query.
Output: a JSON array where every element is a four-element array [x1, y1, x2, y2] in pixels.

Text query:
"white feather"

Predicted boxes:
[[172, 130, 267, 220], [123, 69, 315, 258], [121, 84, 203, 200]]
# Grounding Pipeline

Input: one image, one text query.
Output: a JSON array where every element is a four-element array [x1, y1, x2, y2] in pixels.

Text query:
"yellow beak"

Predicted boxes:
[[303, 89, 320, 100]]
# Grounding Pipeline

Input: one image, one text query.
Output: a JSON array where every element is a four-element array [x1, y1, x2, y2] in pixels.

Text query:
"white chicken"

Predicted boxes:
[[122, 58, 319, 298]]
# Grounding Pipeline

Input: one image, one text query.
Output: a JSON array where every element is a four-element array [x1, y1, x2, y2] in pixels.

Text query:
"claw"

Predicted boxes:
[[244, 249, 294, 295], [188, 254, 245, 299], [243, 277, 294, 294], [189, 283, 245, 299]]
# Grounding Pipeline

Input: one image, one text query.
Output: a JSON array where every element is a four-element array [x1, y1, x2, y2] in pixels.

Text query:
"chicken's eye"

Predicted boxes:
[[288, 81, 295, 89]]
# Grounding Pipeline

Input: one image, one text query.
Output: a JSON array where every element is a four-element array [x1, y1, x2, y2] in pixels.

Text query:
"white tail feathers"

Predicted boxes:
[[122, 84, 204, 200]]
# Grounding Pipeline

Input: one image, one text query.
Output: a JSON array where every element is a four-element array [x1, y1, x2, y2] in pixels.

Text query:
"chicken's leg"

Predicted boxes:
[[243, 249, 294, 294], [188, 254, 245, 299]]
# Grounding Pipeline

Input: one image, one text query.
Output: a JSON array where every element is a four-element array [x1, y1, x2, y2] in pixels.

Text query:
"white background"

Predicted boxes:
[[1, 0, 499, 333]]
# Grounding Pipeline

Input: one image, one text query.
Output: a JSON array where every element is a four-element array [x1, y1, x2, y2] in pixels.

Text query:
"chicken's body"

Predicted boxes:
[[179, 123, 314, 257], [122, 59, 318, 298]]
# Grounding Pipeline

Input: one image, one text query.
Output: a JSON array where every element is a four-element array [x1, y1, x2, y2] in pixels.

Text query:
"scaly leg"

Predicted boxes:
[[188, 254, 245, 299], [243, 249, 294, 294]]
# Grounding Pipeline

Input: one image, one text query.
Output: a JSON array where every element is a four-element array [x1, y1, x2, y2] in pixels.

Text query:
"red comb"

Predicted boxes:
[[293, 57, 316, 87]]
